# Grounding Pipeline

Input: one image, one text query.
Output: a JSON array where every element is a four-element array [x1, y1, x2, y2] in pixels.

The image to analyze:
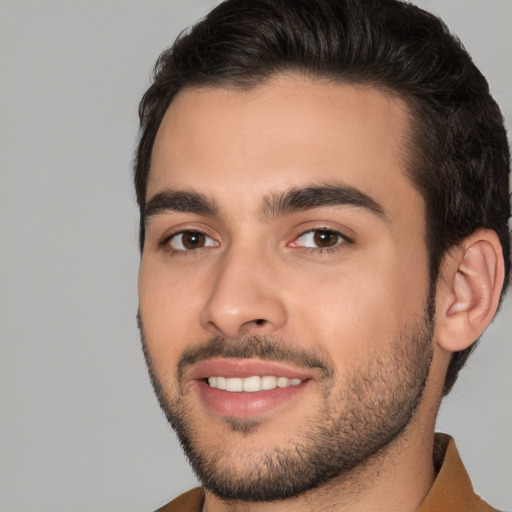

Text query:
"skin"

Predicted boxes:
[[138, 77, 456, 511]]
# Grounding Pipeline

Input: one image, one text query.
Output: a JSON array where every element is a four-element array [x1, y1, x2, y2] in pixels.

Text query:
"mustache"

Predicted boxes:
[[136, 311, 334, 384], [177, 334, 334, 383]]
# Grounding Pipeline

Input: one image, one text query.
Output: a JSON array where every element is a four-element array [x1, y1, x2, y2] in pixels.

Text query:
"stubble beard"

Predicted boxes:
[[138, 296, 435, 503]]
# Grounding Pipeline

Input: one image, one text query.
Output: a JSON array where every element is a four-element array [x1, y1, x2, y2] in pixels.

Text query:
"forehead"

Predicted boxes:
[[149, 77, 421, 222]]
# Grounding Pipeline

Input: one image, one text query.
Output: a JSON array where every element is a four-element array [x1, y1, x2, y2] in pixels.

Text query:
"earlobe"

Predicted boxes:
[[436, 230, 505, 353]]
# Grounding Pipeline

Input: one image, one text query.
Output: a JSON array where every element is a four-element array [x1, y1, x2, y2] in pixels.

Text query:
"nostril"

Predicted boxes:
[[254, 319, 266, 326]]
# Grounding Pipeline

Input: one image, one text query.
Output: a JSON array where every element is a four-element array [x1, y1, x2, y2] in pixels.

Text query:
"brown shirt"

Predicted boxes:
[[156, 434, 498, 512]]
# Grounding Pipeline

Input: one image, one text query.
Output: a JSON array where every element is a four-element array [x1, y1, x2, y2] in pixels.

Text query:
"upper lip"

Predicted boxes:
[[188, 358, 314, 381]]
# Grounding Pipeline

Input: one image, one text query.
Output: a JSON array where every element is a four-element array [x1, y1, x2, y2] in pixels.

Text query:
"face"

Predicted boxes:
[[138, 77, 434, 501]]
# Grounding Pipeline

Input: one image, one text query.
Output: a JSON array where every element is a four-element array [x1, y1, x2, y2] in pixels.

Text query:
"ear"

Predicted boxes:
[[435, 229, 505, 353]]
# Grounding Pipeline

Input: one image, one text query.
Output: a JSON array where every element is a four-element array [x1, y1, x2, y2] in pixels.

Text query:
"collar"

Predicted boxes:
[[417, 433, 496, 512]]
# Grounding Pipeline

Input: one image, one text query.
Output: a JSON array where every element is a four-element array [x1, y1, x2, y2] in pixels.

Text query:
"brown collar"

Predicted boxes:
[[418, 433, 496, 512]]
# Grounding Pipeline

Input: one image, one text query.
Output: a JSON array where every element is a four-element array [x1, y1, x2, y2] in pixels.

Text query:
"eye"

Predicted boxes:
[[292, 229, 348, 250], [167, 230, 218, 251]]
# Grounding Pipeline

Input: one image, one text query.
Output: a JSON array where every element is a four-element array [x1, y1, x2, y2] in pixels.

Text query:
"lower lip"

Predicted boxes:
[[195, 379, 309, 419]]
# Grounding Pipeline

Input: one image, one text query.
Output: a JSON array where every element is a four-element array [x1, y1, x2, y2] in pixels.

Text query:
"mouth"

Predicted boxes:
[[189, 358, 312, 419], [207, 375, 303, 392]]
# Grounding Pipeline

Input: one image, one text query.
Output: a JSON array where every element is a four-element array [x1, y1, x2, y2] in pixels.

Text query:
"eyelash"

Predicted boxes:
[[159, 227, 353, 255]]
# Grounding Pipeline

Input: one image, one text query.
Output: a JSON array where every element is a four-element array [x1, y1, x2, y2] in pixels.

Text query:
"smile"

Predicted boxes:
[[207, 375, 303, 392], [189, 358, 313, 418]]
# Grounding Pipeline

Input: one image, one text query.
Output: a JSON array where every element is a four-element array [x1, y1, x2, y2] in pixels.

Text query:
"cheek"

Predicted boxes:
[[287, 246, 430, 365], [138, 258, 208, 372]]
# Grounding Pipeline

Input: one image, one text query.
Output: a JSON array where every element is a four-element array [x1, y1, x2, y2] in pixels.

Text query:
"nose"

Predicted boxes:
[[199, 247, 287, 338]]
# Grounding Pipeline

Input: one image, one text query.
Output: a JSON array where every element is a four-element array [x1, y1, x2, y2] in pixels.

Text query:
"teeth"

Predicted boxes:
[[216, 376, 226, 390], [225, 377, 243, 392], [207, 375, 303, 392], [277, 377, 289, 388], [261, 375, 277, 390], [242, 376, 261, 392]]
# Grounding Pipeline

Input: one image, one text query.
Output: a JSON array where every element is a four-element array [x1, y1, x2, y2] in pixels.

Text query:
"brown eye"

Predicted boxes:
[[313, 230, 339, 247], [293, 229, 346, 250], [169, 231, 217, 251], [182, 231, 205, 249]]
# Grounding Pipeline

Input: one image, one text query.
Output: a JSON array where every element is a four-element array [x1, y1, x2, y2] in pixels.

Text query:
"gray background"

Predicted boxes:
[[0, 1, 510, 511]]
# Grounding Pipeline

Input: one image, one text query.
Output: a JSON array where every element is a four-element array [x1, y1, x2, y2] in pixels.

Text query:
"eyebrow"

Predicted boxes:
[[144, 189, 218, 222], [260, 184, 387, 221], [144, 183, 387, 224]]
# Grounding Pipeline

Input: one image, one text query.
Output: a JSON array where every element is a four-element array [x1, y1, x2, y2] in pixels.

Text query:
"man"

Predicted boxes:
[[134, 0, 510, 510]]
